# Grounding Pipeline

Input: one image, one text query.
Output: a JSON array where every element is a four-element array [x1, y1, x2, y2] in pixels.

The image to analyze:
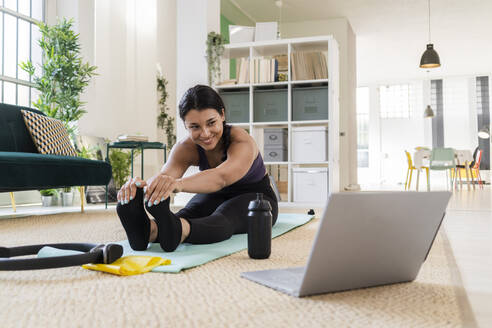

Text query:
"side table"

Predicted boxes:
[[105, 141, 166, 208]]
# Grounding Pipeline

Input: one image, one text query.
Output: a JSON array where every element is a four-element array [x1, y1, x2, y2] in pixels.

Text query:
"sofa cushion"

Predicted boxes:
[[0, 152, 112, 192], [0, 103, 41, 153], [21, 110, 78, 157]]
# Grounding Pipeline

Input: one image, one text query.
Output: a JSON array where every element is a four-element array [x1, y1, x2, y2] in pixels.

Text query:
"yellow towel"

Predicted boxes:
[[82, 256, 171, 276]]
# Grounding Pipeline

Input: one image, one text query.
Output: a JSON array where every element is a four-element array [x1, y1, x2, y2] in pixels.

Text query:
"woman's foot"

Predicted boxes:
[[145, 197, 183, 252], [116, 188, 150, 251]]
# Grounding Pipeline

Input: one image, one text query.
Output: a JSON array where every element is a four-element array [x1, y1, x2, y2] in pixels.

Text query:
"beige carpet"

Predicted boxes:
[[0, 210, 476, 327]]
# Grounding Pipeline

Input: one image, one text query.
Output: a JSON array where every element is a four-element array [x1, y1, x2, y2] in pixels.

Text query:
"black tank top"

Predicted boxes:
[[196, 145, 266, 185]]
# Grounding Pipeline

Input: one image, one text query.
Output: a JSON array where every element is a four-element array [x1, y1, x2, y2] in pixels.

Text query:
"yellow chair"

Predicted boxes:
[[459, 148, 484, 189], [405, 151, 429, 191], [9, 192, 16, 212], [472, 149, 484, 189]]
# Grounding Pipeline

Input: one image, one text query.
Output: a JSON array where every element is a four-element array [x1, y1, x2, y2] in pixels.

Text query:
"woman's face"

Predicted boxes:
[[184, 108, 225, 150]]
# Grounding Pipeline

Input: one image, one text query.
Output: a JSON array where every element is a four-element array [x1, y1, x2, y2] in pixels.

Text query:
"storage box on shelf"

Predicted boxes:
[[264, 146, 287, 162], [264, 128, 288, 147], [292, 126, 328, 163], [292, 85, 329, 121], [214, 36, 339, 205], [293, 167, 329, 203], [254, 87, 288, 122], [219, 89, 249, 123], [263, 128, 288, 162]]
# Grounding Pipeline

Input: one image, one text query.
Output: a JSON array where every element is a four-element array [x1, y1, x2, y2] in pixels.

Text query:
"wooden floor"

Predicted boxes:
[[444, 187, 492, 327]]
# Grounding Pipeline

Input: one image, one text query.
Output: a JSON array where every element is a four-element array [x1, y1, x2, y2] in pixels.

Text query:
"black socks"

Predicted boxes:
[[116, 188, 150, 251], [145, 197, 182, 252]]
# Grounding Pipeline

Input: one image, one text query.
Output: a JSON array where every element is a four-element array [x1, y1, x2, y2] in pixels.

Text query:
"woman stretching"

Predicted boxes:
[[116, 85, 278, 252]]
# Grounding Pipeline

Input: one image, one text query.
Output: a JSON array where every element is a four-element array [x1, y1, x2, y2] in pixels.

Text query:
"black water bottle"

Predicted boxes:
[[247, 193, 272, 259]]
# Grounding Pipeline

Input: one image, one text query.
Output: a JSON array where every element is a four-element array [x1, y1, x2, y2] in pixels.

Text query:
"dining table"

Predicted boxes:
[[412, 148, 475, 191]]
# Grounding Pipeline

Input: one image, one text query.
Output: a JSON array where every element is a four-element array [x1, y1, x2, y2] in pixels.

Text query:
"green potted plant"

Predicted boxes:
[[19, 18, 97, 137], [156, 63, 176, 154], [61, 187, 73, 207], [39, 189, 57, 207], [109, 148, 140, 189], [206, 31, 226, 86]]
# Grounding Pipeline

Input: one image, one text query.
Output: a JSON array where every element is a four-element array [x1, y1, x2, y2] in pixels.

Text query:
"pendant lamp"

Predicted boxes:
[[478, 126, 490, 139], [424, 105, 435, 118], [424, 70, 435, 118], [420, 0, 440, 68], [275, 0, 283, 39]]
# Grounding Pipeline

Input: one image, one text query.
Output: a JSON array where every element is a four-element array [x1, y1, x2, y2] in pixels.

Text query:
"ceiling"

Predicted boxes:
[[222, 0, 492, 84]]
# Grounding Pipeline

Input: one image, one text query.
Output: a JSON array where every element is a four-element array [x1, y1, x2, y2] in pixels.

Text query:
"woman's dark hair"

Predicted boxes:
[[179, 84, 231, 161]]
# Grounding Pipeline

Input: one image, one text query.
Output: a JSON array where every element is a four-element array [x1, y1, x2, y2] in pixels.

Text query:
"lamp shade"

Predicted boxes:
[[424, 105, 434, 118], [420, 44, 441, 68], [478, 127, 490, 139]]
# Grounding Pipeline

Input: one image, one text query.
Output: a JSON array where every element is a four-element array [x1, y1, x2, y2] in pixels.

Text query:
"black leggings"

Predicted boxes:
[[175, 174, 278, 244]]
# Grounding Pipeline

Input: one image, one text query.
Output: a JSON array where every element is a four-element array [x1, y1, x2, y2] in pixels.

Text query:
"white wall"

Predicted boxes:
[[74, 0, 160, 180], [176, 0, 220, 141], [156, 0, 177, 149], [174, 0, 220, 205], [280, 18, 358, 190]]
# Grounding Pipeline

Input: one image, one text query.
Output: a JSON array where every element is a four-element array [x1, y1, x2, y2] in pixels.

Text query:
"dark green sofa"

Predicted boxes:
[[0, 103, 112, 211]]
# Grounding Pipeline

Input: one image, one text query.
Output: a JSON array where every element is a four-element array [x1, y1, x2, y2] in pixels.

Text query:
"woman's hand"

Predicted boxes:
[[144, 173, 183, 207], [117, 177, 147, 204]]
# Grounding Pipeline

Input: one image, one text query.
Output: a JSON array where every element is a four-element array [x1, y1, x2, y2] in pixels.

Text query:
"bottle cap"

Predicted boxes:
[[248, 193, 272, 211]]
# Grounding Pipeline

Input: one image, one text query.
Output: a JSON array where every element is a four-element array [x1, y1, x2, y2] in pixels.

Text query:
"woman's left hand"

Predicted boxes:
[[144, 173, 182, 207]]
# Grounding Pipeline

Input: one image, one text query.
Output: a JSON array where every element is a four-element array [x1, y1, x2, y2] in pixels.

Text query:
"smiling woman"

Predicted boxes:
[[116, 85, 278, 252]]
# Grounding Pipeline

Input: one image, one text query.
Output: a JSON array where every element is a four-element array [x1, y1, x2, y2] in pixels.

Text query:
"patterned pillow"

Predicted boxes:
[[21, 110, 78, 157]]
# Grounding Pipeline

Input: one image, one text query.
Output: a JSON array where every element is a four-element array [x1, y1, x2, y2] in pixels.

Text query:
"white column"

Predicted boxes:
[[368, 85, 382, 184], [156, 0, 177, 156], [175, 0, 220, 205]]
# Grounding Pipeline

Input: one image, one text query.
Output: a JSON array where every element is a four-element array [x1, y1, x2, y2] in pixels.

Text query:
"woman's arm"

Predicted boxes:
[[143, 139, 197, 204], [176, 128, 257, 194], [159, 139, 196, 179]]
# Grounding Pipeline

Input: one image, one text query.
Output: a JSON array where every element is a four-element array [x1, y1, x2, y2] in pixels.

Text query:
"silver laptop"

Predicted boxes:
[[241, 191, 451, 297]]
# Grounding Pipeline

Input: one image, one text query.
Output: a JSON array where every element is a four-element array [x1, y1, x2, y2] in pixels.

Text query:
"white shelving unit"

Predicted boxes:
[[215, 36, 340, 206]]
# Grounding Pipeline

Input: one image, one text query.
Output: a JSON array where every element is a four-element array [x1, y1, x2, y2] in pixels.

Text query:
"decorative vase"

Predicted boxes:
[[62, 191, 74, 206], [41, 196, 53, 207]]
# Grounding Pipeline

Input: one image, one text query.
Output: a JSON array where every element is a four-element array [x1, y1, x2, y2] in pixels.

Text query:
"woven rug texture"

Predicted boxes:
[[0, 210, 474, 327]]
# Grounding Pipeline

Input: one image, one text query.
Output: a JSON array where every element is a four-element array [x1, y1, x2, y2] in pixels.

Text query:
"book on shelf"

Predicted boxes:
[[251, 55, 286, 84], [219, 58, 231, 84], [216, 79, 237, 86], [236, 58, 250, 84], [274, 55, 288, 81], [290, 51, 328, 81], [117, 134, 149, 142]]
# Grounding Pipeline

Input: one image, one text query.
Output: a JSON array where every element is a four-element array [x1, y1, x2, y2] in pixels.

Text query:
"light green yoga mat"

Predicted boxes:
[[38, 213, 314, 273]]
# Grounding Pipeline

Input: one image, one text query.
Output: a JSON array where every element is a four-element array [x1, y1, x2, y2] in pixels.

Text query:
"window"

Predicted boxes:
[[476, 76, 490, 170], [0, 1, 44, 106], [357, 87, 369, 167], [431, 79, 444, 148], [379, 83, 424, 120]]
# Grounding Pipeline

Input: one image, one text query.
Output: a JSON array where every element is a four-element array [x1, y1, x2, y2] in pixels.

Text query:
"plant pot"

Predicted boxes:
[[62, 191, 74, 207], [41, 196, 53, 207]]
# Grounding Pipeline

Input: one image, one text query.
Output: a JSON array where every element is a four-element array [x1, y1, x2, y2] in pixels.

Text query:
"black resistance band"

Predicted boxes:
[[0, 243, 123, 270]]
